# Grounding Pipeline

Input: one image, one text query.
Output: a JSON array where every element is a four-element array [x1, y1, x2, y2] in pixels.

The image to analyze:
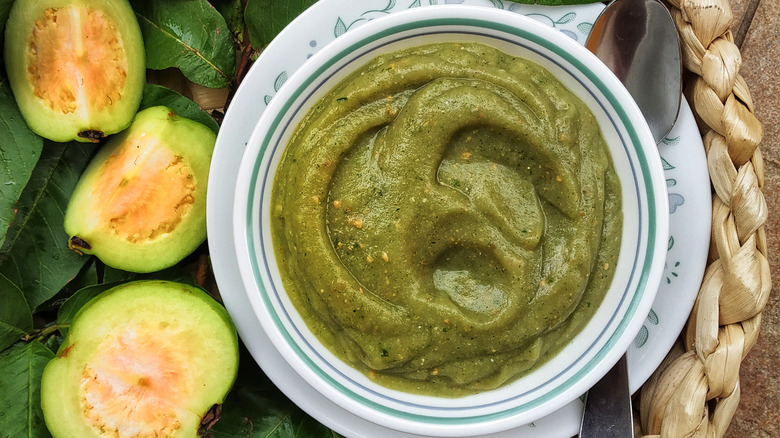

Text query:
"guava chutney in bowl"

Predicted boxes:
[[232, 5, 668, 436], [274, 40, 623, 395]]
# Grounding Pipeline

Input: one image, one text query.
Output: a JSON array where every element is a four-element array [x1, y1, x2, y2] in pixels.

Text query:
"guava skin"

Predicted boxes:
[[3, 0, 145, 142], [63, 105, 216, 273], [40, 280, 239, 438]]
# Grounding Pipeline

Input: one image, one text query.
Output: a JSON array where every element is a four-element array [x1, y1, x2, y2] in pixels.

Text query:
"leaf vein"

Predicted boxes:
[[135, 13, 229, 81]]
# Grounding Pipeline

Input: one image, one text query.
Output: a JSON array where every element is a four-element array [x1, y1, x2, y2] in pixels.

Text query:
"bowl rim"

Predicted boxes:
[[232, 5, 669, 436]]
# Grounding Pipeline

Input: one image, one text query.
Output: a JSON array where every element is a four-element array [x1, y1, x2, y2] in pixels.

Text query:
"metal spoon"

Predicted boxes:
[[580, 0, 681, 436], [586, 0, 682, 144]]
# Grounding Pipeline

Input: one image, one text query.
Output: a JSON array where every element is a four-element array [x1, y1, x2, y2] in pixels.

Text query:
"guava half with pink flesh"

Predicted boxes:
[[41, 280, 239, 438]]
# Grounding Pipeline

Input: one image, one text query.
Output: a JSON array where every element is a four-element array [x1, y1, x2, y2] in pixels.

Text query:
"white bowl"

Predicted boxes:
[[231, 5, 668, 437]]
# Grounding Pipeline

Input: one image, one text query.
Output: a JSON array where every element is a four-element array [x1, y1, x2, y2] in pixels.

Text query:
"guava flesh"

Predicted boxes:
[[41, 280, 239, 438], [85, 133, 196, 244], [29, 7, 127, 116], [4, 0, 144, 142]]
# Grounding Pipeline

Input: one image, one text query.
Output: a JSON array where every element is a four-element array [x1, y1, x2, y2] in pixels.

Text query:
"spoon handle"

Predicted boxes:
[[579, 354, 634, 438]]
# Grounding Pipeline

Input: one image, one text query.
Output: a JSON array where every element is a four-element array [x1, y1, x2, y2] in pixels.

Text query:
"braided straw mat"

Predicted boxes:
[[635, 0, 770, 436]]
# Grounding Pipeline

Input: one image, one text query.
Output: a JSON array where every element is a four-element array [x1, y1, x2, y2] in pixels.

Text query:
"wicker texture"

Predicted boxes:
[[637, 0, 770, 436]]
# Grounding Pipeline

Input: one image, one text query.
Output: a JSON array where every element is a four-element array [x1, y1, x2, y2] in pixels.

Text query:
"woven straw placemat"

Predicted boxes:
[[636, 0, 769, 436]]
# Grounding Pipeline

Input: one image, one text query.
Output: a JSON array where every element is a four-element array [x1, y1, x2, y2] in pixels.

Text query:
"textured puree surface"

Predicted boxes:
[[271, 42, 623, 396]]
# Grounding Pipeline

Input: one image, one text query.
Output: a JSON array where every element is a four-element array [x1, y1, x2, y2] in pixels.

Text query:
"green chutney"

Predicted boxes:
[[270, 42, 622, 397]]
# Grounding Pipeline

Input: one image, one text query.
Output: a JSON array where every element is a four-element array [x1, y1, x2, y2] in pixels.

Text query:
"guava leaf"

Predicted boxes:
[[0, 273, 33, 351], [244, 0, 318, 48], [102, 264, 199, 285], [30, 259, 99, 316], [141, 83, 221, 133], [0, 141, 93, 311], [211, 0, 246, 42], [0, 77, 44, 250], [0, 0, 15, 47], [0, 0, 12, 25], [132, 0, 236, 88], [55, 263, 199, 338], [56, 283, 117, 338], [59, 259, 99, 298], [207, 345, 341, 437], [0, 341, 55, 438], [40, 333, 63, 356], [208, 386, 341, 437]]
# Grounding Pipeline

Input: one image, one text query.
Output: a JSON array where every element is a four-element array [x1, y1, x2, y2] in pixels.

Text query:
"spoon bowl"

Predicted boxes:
[[586, 0, 682, 143]]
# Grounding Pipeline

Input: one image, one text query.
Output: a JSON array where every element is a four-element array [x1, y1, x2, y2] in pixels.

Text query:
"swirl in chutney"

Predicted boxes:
[[270, 42, 622, 396]]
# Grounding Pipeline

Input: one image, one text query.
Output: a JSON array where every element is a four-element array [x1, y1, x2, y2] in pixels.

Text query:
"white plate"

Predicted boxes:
[[206, 1, 710, 436]]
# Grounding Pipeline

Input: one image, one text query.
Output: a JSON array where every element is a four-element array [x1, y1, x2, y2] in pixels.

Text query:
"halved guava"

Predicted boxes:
[[41, 280, 239, 438], [3, 0, 145, 142], [64, 105, 216, 273]]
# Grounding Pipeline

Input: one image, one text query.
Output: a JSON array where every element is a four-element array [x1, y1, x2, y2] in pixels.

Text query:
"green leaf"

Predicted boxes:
[[132, 0, 236, 88], [55, 264, 200, 338], [55, 283, 117, 338], [33, 259, 100, 313], [140, 83, 221, 133], [208, 387, 341, 437], [62, 259, 100, 296], [102, 264, 199, 285], [0, 77, 44, 250], [40, 333, 63, 355], [0, 141, 93, 311], [0, 341, 55, 438], [211, 0, 246, 43], [0, 0, 15, 47], [0, 273, 33, 351], [244, 0, 319, 49], [208, 347, 341, 437]]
